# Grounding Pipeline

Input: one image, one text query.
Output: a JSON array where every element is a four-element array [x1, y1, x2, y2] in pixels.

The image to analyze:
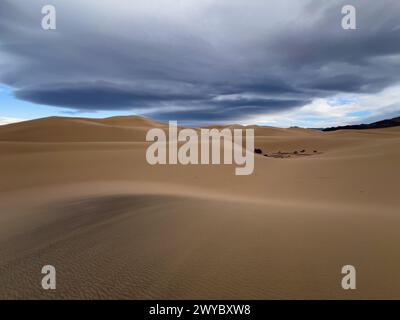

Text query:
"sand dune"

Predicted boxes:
[[0, 116, 399, 299], [0, 116, 164, 142]]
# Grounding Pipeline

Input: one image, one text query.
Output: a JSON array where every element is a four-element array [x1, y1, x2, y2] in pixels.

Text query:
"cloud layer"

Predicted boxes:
[[1, 0, 400, 125]]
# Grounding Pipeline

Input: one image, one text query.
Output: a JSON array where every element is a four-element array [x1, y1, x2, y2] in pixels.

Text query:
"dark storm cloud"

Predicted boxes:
[[148, 98, 309, 122], [1, 0, 400, 123], [271, 0, 400, 66], [306, 74, 393, 93], [14, 82, 208, 110], [210, 98, 308, 109]]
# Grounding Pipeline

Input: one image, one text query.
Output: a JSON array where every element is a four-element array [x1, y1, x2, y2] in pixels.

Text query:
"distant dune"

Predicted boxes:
[[0, 116, 399, 299], [0, 116, 166, 142]]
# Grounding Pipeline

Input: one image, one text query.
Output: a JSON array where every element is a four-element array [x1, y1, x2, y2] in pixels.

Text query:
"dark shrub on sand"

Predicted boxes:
[[254, 148, 262, 154]]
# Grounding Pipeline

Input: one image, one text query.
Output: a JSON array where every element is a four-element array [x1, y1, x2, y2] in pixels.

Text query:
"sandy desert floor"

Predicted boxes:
[[0, 116, 399, 299]]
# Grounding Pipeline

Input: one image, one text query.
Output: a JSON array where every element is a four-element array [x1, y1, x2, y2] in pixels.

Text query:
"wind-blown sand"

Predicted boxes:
[[0, 116, 399, 299]]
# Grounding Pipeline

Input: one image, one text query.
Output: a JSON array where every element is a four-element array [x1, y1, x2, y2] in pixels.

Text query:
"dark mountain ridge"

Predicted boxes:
[[322, 116, 400, 132]]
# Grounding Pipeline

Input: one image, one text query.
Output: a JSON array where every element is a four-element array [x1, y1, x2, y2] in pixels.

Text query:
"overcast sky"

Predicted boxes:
[[1, 0, 400, 127]]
